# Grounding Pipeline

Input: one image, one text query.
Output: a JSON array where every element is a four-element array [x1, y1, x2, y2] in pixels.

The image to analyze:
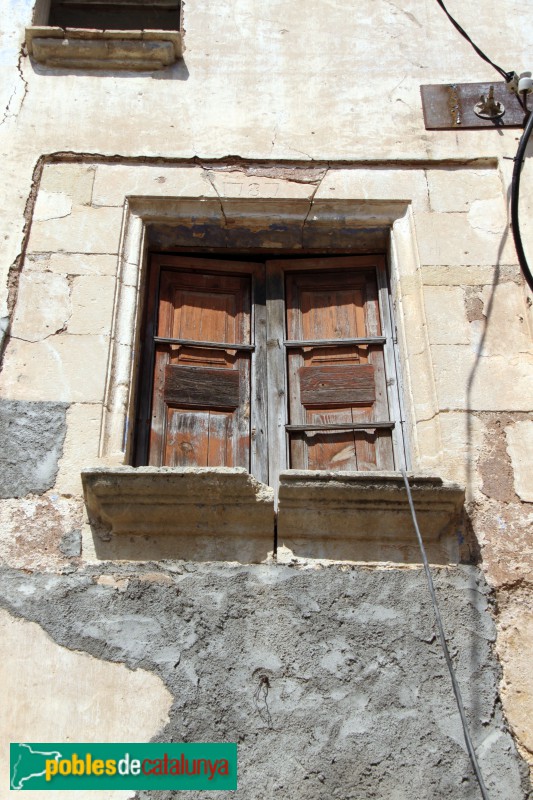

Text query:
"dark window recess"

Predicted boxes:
[[48, 1, 181, 31]]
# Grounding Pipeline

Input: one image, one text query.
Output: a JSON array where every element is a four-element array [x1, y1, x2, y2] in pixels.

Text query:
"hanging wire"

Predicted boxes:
[[434, 0, 513, 83], [510, 109, 533, 294], [400, 470, 490, 800]]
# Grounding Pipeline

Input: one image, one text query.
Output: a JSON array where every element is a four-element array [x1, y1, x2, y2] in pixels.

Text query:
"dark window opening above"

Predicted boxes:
[[48, 0, 181, 31]]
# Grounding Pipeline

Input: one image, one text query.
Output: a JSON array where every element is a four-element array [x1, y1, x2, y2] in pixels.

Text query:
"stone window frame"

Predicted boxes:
[[79, 185, 466, 562], [99, 196, 420, 475], [27, 0, 183, 70]]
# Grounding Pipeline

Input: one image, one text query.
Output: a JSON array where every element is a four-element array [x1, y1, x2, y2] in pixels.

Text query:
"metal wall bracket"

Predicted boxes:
[[421, 81, 526, 129]]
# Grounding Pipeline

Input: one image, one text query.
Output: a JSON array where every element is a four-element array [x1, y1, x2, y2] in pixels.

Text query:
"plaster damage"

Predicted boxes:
[[0, 606, 172, 800], [0, 562, 529, 800], [0, 400, 68, 498]]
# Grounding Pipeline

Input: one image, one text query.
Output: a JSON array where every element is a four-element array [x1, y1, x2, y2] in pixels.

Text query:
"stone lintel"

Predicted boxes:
[[82, 467, 274, 563], [26, 27, 183, 70], [277, 471, 466, 564]]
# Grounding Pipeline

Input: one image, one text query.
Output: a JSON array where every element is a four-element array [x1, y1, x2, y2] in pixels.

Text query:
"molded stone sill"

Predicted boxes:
[[26, 27, 183, 70], [277, 471, 466, 564], [82, 467, 274, 564]]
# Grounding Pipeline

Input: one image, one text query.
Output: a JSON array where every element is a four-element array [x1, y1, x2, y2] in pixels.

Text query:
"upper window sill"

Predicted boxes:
[[26, 26, 183, 70]]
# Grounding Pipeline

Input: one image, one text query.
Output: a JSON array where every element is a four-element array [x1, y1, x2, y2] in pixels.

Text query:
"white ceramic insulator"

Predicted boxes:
[[518, 72, 533, 93]]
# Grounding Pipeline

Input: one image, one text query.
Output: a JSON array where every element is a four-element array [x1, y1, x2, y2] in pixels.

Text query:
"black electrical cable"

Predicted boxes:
[[400, 470, 490, 800], [511, 109, 533, 294], [434, 0, 514, 83]]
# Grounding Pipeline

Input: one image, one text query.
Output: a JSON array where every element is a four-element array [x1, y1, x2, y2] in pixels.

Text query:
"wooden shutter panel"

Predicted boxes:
[[285, 267, 394, 471], [149, 268, 251, 469]]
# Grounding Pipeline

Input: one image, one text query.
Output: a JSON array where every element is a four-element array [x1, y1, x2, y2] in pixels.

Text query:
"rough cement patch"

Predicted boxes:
[[0, 607, 171, 800], [0, 563, 528, 800], [59, 528, 81, 557], [0, 400, 69, 498]]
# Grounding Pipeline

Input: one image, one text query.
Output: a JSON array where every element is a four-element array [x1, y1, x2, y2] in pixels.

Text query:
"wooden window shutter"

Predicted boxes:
[[147, 267, 252, 468], [285, 267, 395, 471]]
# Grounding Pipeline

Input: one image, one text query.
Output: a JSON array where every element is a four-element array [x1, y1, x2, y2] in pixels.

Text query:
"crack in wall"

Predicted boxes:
[[1, 156, 45, 365], [203, 169, 229, 227], [300, 168, 329, 248], [0, 48, 29, 128]]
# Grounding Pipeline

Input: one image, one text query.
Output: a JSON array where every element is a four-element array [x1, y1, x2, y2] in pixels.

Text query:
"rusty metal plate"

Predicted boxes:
[[421, 82, 526, 130]]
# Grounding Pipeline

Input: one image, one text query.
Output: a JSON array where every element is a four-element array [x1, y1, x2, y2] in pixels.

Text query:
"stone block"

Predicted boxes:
[[27, 206, 123, 255], [431, 346, 533, 411], [92, 164, 216, 206], [414, 212, 517, 266], [473, 282, 532, 357], [0, 335, 109, 403], [68, 275, 116, 335], [33, 189, 72, 221], [496, 597, 533, 758], [39, 163, 96, 207], [277, 471, 465, 564], [10, 272, 71, 343], [315, 168, 430, 211], [426, 168, 501, 212], [467, 196, 508, 235], [0, 400, 68, 498], [206, 169, 317, 201], [55, 404, 103, 497], [423, 285, 469, 344], [82, 467, 275, 563], [411, 418, 444, 474], [401, 349, 439, 422], [45, 253, 118, 276], [421, 265, 521, 286], [436, 411, 485, 499], [505, 421, 533, 502]]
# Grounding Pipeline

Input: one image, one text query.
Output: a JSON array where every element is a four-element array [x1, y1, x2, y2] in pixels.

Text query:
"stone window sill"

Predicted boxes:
[[277, 470, 466, 564], [81, 467, 274, 563], [81, 468, 465, 565], [26, 27, 183, 70]]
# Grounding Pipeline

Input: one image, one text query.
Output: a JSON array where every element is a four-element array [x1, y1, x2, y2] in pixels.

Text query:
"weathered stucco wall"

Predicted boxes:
[[0, 0, 532, 792], [0, 562, 530, 800]]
